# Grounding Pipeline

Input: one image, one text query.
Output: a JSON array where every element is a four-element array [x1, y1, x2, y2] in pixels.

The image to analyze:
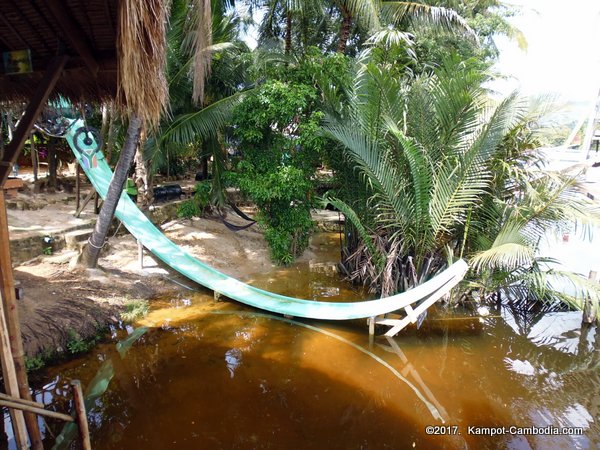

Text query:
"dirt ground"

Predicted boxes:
[[6, 176, 281, 360]]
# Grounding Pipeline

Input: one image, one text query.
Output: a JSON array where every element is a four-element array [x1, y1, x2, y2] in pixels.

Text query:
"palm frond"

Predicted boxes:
[[470, 222, 535, 273], [325, 196, 385, 270], [161, 90, 250, 144], [381, 2, 476, 41]]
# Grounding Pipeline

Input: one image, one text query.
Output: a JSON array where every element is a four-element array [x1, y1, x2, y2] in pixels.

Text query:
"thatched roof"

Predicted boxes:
[[0, 0, 169, 126]]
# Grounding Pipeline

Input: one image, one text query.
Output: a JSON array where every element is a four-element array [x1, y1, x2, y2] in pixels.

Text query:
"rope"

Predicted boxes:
[[110, 220, 123, 238], [86, 237, 107, 249]]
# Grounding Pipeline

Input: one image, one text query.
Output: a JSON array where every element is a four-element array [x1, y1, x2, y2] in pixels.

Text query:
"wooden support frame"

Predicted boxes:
[[71, 380, 92, 450], [0, 280, 29, 448], [0, 190, 42, 449], [0, 379, 93, 448], [0, 397, 74, 423], [368, 268, 466, 337], [0, 54, 68, 186], [0, 51, 67, 450]]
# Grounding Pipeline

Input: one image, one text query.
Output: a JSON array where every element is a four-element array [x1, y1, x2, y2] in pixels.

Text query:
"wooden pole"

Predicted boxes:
[[74, 189, 96, 218], [583, 270, 598, 324], [0, 398, 73, 423], [75, 162, 81, 212], [137, 240, 144, 269], [70, 380, 91, 450], [0, 392, 44, 409], [0, 189, 42, 450], [0, 292, 29, 449]]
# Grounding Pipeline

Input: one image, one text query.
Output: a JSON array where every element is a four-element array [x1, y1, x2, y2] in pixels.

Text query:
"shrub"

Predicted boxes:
[[120, 299, 150, 323]]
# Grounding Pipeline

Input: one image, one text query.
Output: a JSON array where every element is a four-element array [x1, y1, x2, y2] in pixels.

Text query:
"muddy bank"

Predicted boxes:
[[7, 177, 342, 364], [10, 213, 276, 362]]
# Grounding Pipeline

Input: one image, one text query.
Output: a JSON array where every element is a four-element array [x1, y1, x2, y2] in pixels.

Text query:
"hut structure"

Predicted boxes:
[[0, 1, 170, 448]]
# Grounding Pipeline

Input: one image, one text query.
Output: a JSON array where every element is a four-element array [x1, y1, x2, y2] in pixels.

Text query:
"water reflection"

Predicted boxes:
[[23, 233, 600, 449]]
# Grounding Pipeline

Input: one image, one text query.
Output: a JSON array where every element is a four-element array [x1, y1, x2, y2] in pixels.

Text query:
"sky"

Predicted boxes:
[[492, 0, 600, 108]]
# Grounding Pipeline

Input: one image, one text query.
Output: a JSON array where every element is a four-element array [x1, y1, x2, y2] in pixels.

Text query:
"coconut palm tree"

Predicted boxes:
[[87, 0, 221, 267], [333, 0, 475, 54]]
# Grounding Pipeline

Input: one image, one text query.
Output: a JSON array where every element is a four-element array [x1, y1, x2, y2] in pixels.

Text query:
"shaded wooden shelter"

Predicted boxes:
[[0, 1, 170, 448]]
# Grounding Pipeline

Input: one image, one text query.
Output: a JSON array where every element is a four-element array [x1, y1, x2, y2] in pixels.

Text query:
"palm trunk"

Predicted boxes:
[[337, 6, 352, 54], [285, 11, 293, 55], [85, 115, 142, 268], [134, 133, 153, 207]]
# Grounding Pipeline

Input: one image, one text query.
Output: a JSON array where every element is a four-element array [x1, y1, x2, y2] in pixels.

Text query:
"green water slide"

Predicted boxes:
[[66, 120, 468, 321]]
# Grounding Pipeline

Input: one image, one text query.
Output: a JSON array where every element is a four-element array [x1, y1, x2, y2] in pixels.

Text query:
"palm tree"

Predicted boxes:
[[465, 99, 600, 311], [322, 58, 519, 295], [86, 0, 214, 267], [333, 0, 474, 54], [324, 59, 600, 310], [150, 0, 252, 207]]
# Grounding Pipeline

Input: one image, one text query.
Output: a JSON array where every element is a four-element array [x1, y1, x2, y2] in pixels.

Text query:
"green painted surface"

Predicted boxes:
[[66, 119, 467, 320]]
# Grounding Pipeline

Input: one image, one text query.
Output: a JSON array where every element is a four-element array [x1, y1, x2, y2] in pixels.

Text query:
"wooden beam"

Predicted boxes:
[[0, 392, 44, 409], [0, 190, 43, 449], [0, 398, 74, 423], [0, 12, 30, 49], [45, 0, 99, 76], [0, 54, 68, 186], [0, 197, 29, 450]]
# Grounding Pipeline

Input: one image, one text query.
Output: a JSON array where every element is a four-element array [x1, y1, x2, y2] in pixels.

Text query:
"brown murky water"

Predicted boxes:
[[22, 234, 600, 449]]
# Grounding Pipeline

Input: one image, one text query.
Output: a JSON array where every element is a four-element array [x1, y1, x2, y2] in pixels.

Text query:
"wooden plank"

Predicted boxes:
[[0, 55, 68, 186], [45, 0, 99, 75], [0, 399, 74, 423], [0, 392, 44, 409], [74, 188, 96, 218], [404, 304, 418, 323], [0, 316, 29, 448], [0, 190, 43, 449]]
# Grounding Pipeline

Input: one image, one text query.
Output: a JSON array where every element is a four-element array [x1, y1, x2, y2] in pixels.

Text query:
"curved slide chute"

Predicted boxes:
[[66, 120, 468, 322]]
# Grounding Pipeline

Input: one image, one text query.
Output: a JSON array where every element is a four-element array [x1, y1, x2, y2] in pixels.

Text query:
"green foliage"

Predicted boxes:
[[323, 57, 519, 295], [177, 181, 212, 219], [177, 199, 201, 220], [120, 299, 150, 323], [228, 77, 326, 264], [25, 355, 45, 372], [42, 246, 53, 255], [410, 1, 524, 75], [229, 163, 314, 264], [66, 329, 95, 355]]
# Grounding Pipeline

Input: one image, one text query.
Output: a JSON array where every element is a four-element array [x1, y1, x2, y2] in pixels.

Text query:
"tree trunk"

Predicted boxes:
[[85, 116, 142, 268], [199, 155, 208, 179], [134, 133, 153, 207], [285, 11, 293, 55], [337, 6, 352, 54]]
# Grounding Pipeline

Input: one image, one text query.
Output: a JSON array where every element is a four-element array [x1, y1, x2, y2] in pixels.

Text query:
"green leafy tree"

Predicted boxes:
[[229, 79, 325, 263]]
